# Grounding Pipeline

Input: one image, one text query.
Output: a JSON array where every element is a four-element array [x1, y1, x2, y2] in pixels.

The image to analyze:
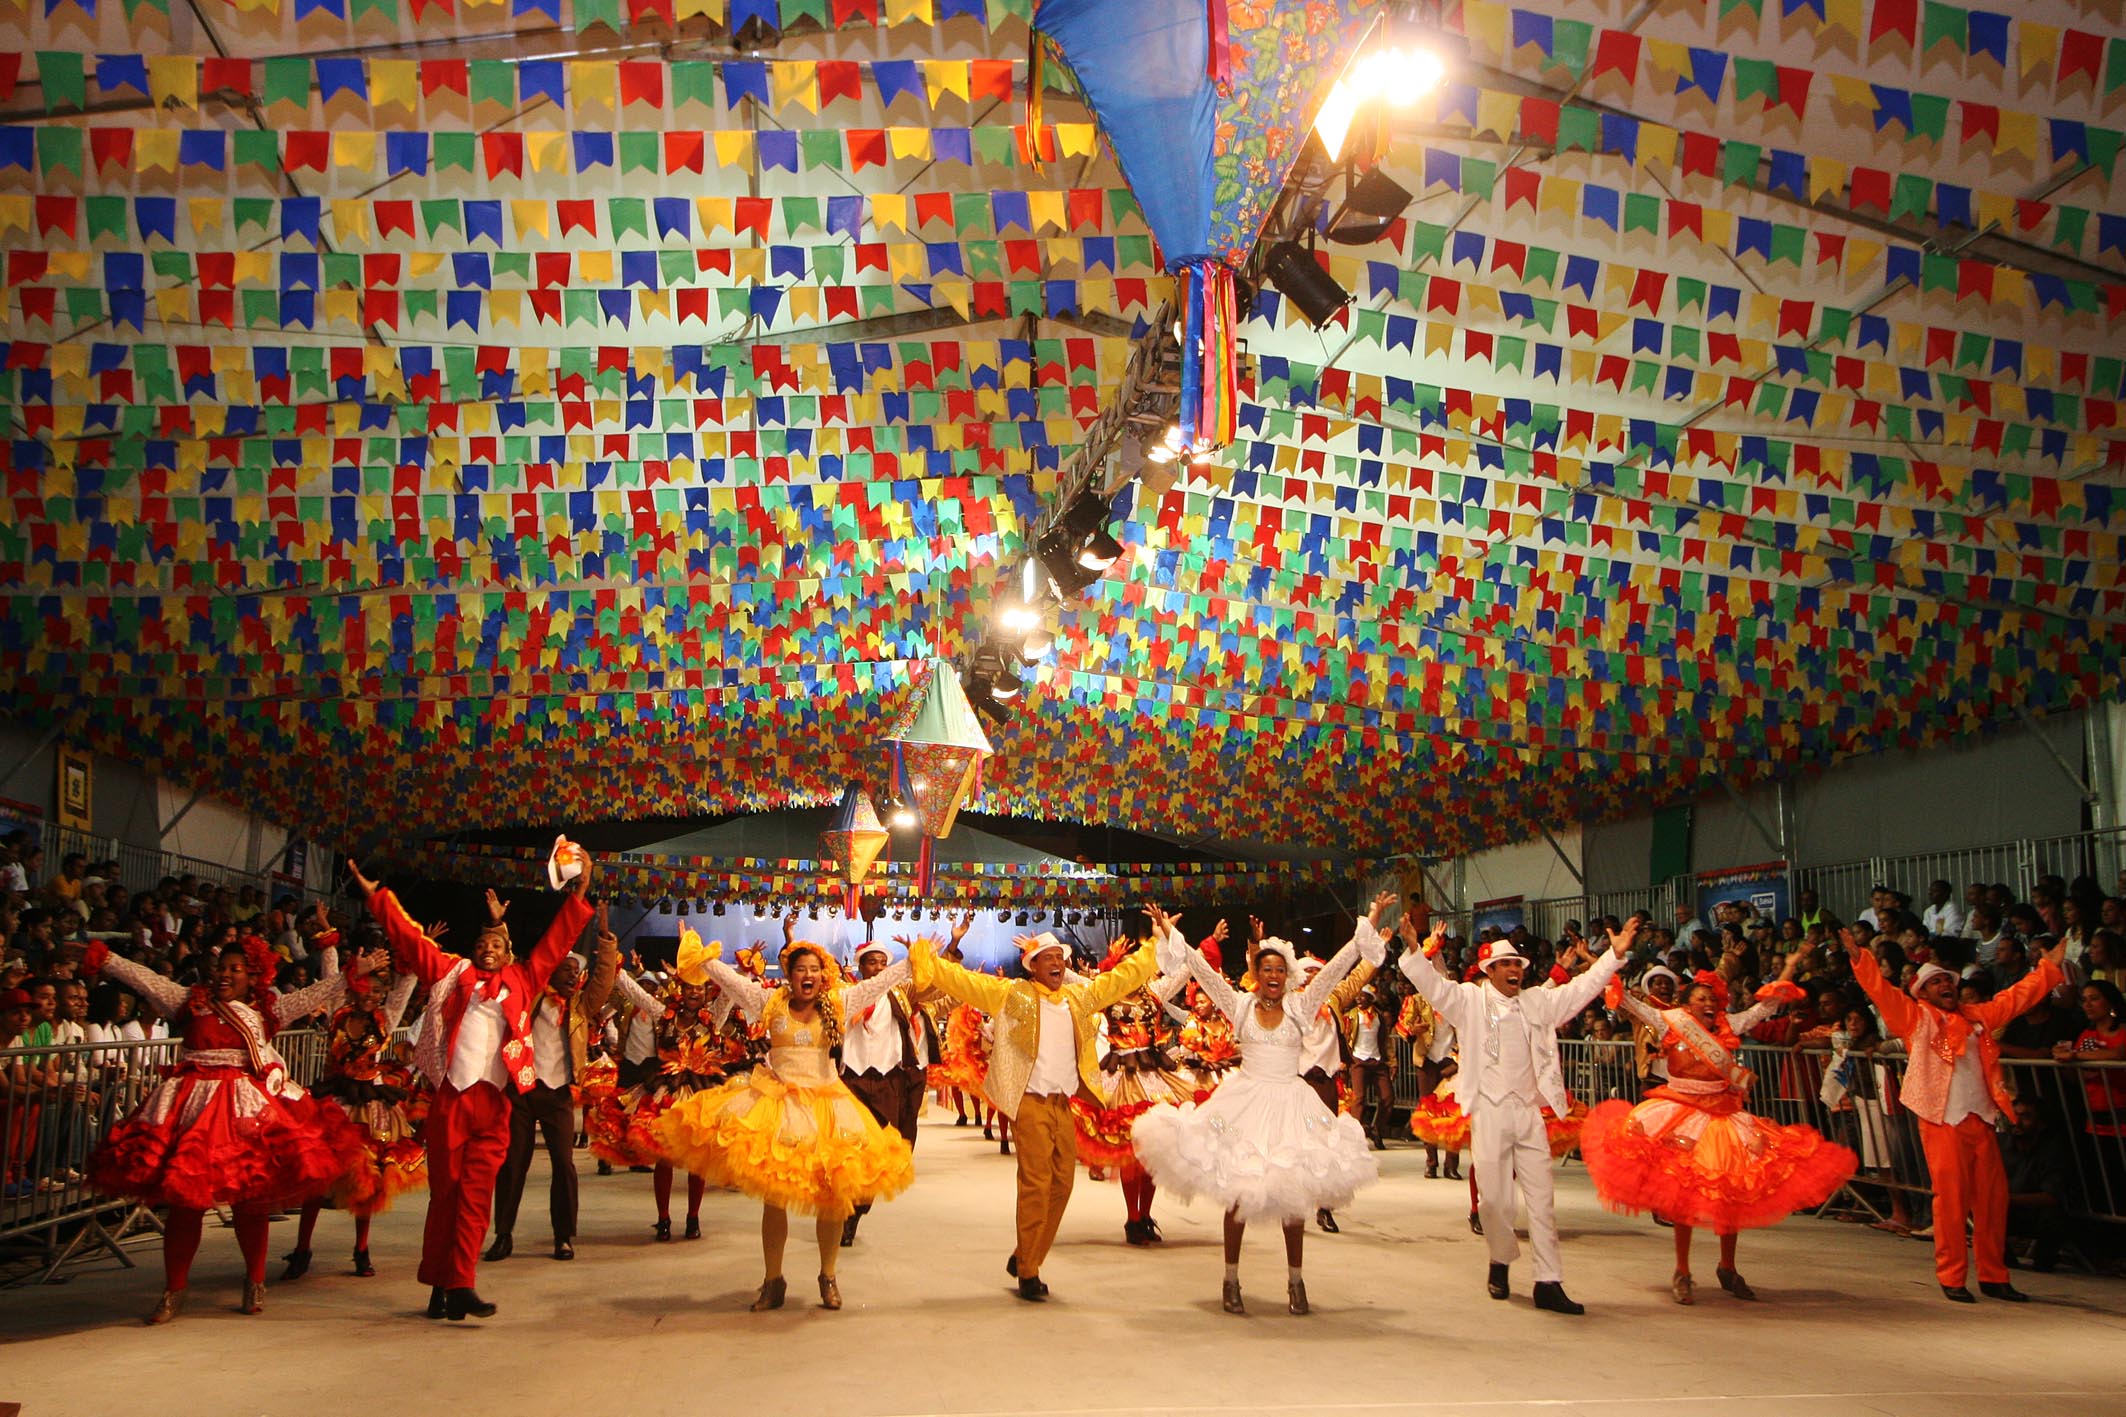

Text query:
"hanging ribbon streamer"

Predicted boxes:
[[1021, 32, 1047, 171], [1174, 256, 1238, 452], [1205, 0, 1232, 92]]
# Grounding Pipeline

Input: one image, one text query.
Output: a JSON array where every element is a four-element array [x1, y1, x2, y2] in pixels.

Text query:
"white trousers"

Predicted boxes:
[[1470, 1096, 1561, 1282]]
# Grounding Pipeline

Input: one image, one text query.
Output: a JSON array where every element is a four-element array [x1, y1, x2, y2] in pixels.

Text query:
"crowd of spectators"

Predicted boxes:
[[1365, 868, 2126, 1272]]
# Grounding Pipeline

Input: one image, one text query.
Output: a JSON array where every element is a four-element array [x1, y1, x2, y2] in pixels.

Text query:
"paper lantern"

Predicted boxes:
[[819, 782, 890, 917], [885, 660, 993, 896]]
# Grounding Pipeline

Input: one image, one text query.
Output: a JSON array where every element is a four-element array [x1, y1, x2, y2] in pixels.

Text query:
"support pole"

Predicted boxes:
[[1538, 826, 1584, 886], [2016, 704, 2099, 806], [157, 786, 205, 841], [0, 725, 62, 795]]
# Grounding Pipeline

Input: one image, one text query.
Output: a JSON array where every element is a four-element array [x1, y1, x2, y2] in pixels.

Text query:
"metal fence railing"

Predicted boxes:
[[21, 819, 330, 908], [1, 1028, 326, 1284], [1391, 1035, 2126, 1239]]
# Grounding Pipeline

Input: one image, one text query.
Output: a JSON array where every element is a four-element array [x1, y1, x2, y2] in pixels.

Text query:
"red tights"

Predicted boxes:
[[1673, 1223, 1738, 1276], [1120, 1170, 1157, 1223], [653, 1163, 705, 1221], [164, 1205, 272, 1291], [294, 1199, 372, 1254]]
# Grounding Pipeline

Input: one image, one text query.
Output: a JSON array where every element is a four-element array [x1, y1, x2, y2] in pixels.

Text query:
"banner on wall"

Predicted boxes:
[[1471, 895, 1527, 937], [1694, 861, 1791, 927], [56, 745, 91, 832], [274, 838, 309, 888]]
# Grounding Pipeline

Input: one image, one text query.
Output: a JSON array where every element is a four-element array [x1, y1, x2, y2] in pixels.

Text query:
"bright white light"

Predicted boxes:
[[1145, 443, 1178, 465], [1076, 544, 1118, 572], [1162, 422, 1186, 450], [911, 776, 927, 789], [891, 806, 916, 828], [1000, 601, 1040, 632], [1314, 44, 1446, 159]]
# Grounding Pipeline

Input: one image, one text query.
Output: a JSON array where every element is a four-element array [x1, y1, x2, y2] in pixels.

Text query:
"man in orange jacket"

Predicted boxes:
[[1844, 928, 2066, 1303]]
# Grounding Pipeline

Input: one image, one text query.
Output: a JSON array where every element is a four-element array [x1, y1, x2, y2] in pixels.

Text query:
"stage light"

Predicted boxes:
[[1314, 38, 1447, 160], [1000, 598, 1042, 633], [1037, 526, 1099, 598], [887, 795, 916, 829], [1326, 169, 1416, 246], [992, 666, 1023, 701], [807, 904, 819, 919], [1016, 910, 1030, 926], [1017, 623, 1055, 660], [658, 897, 673, 914], [1033, 909, 1047, 923], [713, 900, 727, 916], [997, 909, 1011, 921], [1264, 240, 1351, 328], [1076, 526, 1123, 571]]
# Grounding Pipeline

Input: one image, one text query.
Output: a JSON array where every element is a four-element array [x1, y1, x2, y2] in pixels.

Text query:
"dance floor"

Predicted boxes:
[[5, 1117, 2122, 1417]]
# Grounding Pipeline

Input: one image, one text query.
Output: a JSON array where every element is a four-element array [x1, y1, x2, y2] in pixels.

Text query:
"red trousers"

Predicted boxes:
[[420, 1081, 511, 1291], [1919, 1113, 2008, 1287]]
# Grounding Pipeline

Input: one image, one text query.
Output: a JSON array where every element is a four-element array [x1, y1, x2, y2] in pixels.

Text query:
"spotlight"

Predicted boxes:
[[1033, 909, 1047, 923], [1017, 623, 1055, 660], [658, 897, 673, 915], [694, 897, 707, 914], [714, 900, 727, 916], [1016, 910, 1030, 926], [1326, 169, 1415, 246], [1036, 526, 1099, 598], [1076, 526, 1123, 571], [889, 798, 916, 829], [808, 905, 819, 919], [992, 666, 1023, 701], [997, 909, 1011, 921], [1313, 33, 1449, 160], [1000, 598, 1042, 633], [678, 898, 690, 916], [1264, 240, 1350, 328]]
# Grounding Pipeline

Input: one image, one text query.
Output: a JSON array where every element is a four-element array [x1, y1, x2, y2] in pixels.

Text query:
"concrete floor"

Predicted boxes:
[[4, 1116, 2123, 1417]]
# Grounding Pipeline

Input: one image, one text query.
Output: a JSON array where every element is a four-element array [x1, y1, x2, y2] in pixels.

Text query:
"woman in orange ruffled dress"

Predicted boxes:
[[284, 957, 422, 1281], [1579, 947, 1857, 1304]]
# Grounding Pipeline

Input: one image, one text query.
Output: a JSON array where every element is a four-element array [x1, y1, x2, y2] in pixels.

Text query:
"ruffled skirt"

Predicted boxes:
[[651, 1068, 914, 1217], [309, 1073, 427, 1216], [1072, 1053, 1203, 1173], [590, 1067, 723, 1170], [1406, 1077, 1585, 1158], [1579, 1090, 1858, 1232], [89, 1067, 368, 1212], [1130, 1072, 1379, 1222], [929, 1006, 990, 1094]]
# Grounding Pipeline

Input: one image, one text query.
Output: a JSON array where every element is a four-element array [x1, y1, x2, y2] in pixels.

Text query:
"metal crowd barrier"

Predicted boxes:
[[0, 1028, 324, 1284], [1388, 1036, 2126, 1236]]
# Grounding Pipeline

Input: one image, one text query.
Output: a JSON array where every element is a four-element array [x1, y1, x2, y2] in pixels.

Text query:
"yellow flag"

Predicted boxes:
[[148, 56, 198, 111], [513, 200, 550, 241], [712, 129, 753, 168], [371, 60, 418, 116], [888, 126, 931, 160]]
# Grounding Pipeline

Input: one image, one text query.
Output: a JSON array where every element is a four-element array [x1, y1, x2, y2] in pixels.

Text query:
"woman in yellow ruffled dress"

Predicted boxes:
[[652, 928, 917, 1312]]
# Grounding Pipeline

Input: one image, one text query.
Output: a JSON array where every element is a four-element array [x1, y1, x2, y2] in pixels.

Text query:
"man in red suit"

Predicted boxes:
[[348, 852, 595, 1321]]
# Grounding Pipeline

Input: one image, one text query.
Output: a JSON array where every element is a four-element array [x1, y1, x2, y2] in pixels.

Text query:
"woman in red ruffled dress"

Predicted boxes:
[[1579, 948, 1856, 1304], [1072, 938, 1192, 1245], [283, 960, 423, 1281], [83, 934, 376, 1323]]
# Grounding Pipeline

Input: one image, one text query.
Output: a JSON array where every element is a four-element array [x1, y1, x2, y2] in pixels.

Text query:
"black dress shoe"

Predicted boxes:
[[1979, 1282, 2027, 1303], [1123, 1219, 1148, 1247], [552, 1240, 574, 1261], [1004, 1254, 1048, 1295], [1016, 1276, 1048, 1302], [1424, 1160, 1439, 1179], [1486, 1263, 1510, 1300], [596, 1159, 613, 1176], [1443, 1161, 1461, 1180], [1942, 1285, 1976, 1304], [445, 1287, 497, 1321], [1316, 1209, 1340, 1234], [483, 1233, 513, 1263], [426, 1286, 447, 1319], [279, 1248, 311, 1281], [1532, 1282, 1585, 1315], [352, 1248, 375, 1277], [683, 1216, 701, 1241], [1469, 1210, 1484, 1236], [653, 1217, 672, 1243]]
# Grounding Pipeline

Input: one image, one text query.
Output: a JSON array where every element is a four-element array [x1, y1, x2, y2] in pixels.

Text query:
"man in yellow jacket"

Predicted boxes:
[[910, 907, 1180, 1301]]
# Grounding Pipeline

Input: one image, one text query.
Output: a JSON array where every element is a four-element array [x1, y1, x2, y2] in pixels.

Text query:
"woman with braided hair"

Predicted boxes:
[[653, 930, 917, 1312], [81, 932, 378, 1323]]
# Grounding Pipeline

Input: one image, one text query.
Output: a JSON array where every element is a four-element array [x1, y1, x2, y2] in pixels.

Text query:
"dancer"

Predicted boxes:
[[1132, 897, 1388, 1315], [1345, 982, 1395, 1149], [1395, 978, 1457, 1179], [1071, 935, 1193, 1246], [349, 854, 595, 1322], [1397, 910, 1640, 1314], [909, 920, 1174, 1301], [486, 912, 619, 1263], [1579, 950, 1857, 1303], [593, 937, 734, 1240], [837, 925, 948, 1247], [1295, 940, 1377, 1233], [82, 933, 373, 1323], [1845, 927, 2067, 1302], [653, 928, 916, 1311], [285, 950, 422, 1280]]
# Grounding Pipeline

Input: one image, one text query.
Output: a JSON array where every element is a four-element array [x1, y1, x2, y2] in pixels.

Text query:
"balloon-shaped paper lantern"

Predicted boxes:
[[819, 782, 890, 917], [886, 661, 993, 896]]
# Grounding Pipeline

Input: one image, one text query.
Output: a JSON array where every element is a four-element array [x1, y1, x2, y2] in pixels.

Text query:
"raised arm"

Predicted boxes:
[[525, 894, 595, 992], [612, 970, 667, 1020], [839, 956, 913, 1016], [381, 972, 420, 1031], [1396, 920, 1473, 1029], [363, 887, 461, 987], [1975, 949, 2067, 1033], [1614, 988, 1669, 1035], [273, 970, 351, 1028], [1072, 941, 1162, 1016], [908, 937, 1012, 1016], [1843, 931, 1919, 1040], [1177, 936, 1244, 1024], [82, 940, 190, 1019], [577, 904, 620, 1018], [699, 956, 770, 1021]]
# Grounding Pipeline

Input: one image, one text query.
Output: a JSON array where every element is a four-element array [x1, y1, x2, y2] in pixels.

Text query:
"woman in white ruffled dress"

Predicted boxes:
[[1130, 895, 1390, 1317]]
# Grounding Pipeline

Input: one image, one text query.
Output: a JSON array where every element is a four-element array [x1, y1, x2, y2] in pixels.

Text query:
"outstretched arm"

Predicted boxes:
[[579, 906, 620, 1018], [1293, 894, 1393, 1020], [274, 970, 352, 1028], [359, 881, 460, 987], [611, 970, 667, 1020], [908, 937, 1012, 1016], [81, 940, 189, 1019], [1542, 918, 1640, 1022], [840, 956, 914, 1016], [698, 957, 768, 1021], [1843, 931, 1919, 1040], [381, 972, 420, 1031], [525, 893, 595, 992]]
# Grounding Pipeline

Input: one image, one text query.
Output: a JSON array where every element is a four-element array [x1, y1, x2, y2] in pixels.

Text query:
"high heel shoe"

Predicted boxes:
[[279, 1248, 311, 1281], [683, 1216, 701, 1240], [1671, 1271, 1694, 1305], [352, 1248, 375, 1277], [144, 1288, 185, 1325], [1316, 1208, 1339, 1234], [1221, 1279, 1246, 1315], [1287, 1278, 1309, 1316], [653, 1217, 672, 1242], [1716, 1266, 1757, 1301], [750, 1276, 787, 1311], [240, 1281, 265, 1315], [818, 1274, 842, 1310]]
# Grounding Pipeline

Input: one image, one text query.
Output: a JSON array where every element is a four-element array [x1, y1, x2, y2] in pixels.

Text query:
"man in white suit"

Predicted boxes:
[[1398, 910, 1641, 1314]]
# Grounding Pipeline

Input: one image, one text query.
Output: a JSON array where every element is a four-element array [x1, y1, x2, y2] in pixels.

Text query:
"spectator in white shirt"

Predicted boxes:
[[1921, 881, 1966, 938]]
